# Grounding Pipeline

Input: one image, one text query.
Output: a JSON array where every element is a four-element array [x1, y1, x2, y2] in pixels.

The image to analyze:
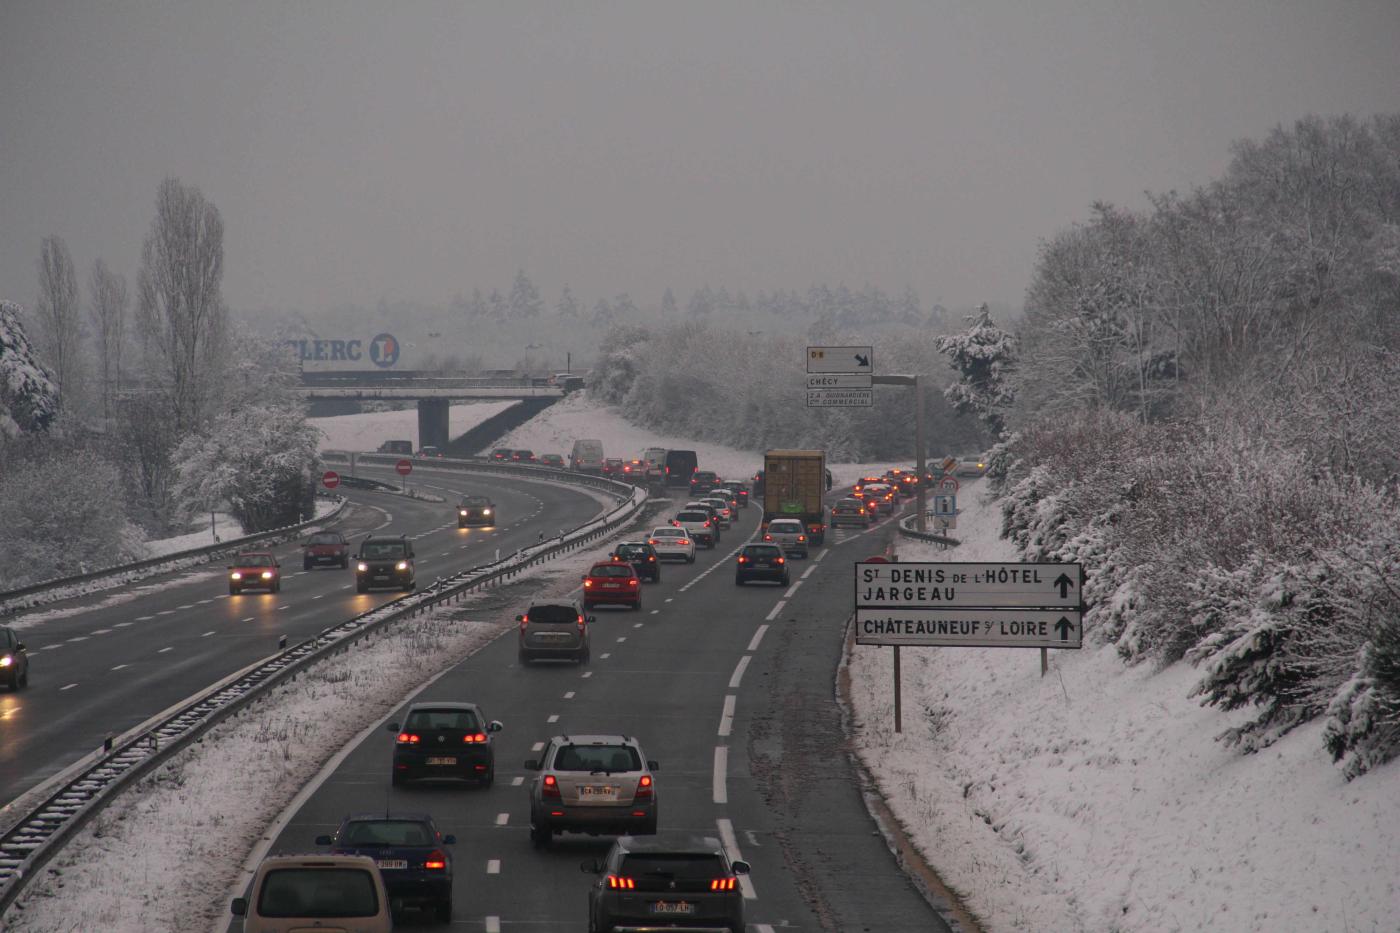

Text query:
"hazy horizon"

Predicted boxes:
[[3, 1, 1399, 320]]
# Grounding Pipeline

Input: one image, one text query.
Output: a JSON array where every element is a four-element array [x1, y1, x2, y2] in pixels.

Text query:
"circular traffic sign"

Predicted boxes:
[[321, 470, 341, 489], [938, 476, 960, 492], [395, 458, 413, 476]]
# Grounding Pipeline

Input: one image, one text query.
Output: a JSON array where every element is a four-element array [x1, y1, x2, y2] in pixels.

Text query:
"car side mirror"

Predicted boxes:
[[442, 834, 457, 845], [14, 642, 24, 652], [488, 720, 503, 732], [315, 834, 333, 846], [230, 897, 248, 917], [386, 722, 399, 733], [523, 759, 539, 771], [732, 859, 751, 875], [647, 760, 660, 771], [580, 858, 603, 874]]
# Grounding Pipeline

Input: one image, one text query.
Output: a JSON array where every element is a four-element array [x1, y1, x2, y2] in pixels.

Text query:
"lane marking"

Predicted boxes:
[[531, 741, 545, 752], [633, 622, 643, 629], [495, 813, 509, 826], [802, 565, 817, 579], [511, 776, 524, 787], [765, 601, 786, 621], [728, 655, 751, 690], [718, 694, 736, 737], [486, 859, 501, 874], [240, 617, 255, 623], [485, 918, 501, 933], [716, 818, 758, 900], [278, 604, 290, 610], [177, 604, 194, 610], [713, 746, 728, 804], [547, 714, 559, 723], [815, 548, 829, 562], [39, 645, 62, 651], [156, 610, 175, 616], [110, 664, 128, 672], [113, 622, 132, 628], [665, 598, 673, 603], [136, 616, 154, 621], [747, 625, 768, 652], [649, 609, 659, 615], [202, 631, 216, 638], [784, 581, 802, 598], [600, 652, 611, 659], [61, 683, 78, 691], [67, 636, 89, 643], [91, 628, 112, 636], [563, 691, 575, 700], [581, 671, 593, 679], [158, 646, 174, 654], [757, 925, 777, 933]]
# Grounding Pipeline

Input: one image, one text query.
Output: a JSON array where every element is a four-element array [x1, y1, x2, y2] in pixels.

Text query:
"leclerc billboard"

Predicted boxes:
[[285, 333, 414, 372]]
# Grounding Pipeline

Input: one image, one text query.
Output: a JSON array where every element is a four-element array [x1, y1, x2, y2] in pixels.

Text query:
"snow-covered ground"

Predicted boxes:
[[312, 400, 519, 451], [847, 483, 1400, 932]]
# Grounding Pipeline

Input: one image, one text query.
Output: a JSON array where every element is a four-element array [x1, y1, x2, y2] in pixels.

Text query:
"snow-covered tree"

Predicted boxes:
[[508, 269, 544, 319], [172, 403, 321, 533], [591, 297, 615, 328], [936, 303, 1016, 437], [0, 300, 59, 438], [556, 285, 581, 320], [34, 235, 83, 409]]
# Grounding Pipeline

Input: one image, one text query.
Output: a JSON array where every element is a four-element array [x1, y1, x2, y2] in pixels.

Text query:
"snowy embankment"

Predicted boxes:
[[312, 400, 519, 451], [847, 485, 1400, 932]]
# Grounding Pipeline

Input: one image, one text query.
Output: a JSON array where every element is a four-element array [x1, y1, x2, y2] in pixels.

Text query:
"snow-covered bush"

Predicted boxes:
[[0, 299, 59, 438]]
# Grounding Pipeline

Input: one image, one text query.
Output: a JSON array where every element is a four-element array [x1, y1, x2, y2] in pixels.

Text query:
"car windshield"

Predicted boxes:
[[836, 500, 862, 509], [341, 820, 433, 847], [676, 511, 708, 523], [461, 497, 491, 507], [590, 565, 634, 578], [307, 534, 342, 546], [553, 744, 642, 772], [237, 554, 274, 566], [361, 542, 406, 559], [405, 708, 480, 732], [616, 546, 650, 559], [620, 853, 724, 880], [528, 604, 579, 624], [258, 867, 379, 918]]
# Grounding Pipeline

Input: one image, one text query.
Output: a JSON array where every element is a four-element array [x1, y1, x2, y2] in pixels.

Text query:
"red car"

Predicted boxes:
[[582, 561, 642, 611], [512, 449, 537, 463], [852, 475, 885, 497], [228, 551, 282, 595], [302, 531, 350, 570]]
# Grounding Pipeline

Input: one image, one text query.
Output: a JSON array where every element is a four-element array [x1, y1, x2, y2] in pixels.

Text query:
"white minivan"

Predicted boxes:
[[231, 853, 392, 933], [570, 439, 605, 474]]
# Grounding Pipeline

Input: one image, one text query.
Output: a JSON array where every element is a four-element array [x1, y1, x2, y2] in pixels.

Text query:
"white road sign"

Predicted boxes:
[[807, 388, 873, 408], [855, 608, 1083, 648], [806, 373, 874, 389], [807, 345, 874, 374], [854, 561, 1083, 609]]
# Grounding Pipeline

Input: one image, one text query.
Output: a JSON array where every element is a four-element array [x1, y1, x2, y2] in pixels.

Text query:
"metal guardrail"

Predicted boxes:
[[896, 511, 960, 547], [0, 461, 646, 915], [0, 498, 349, 618]]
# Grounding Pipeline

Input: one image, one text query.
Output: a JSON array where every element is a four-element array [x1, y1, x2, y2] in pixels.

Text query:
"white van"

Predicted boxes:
[[231, 853, 392, 933], [570, 439, 605, 474]]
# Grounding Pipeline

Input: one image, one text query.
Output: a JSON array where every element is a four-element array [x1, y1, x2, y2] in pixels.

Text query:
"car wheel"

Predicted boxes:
[[480, 765, 494, 788], [272, 580, 281, 593], [529, 823, 552, 848], [4, 669, 16, 691], [341, 556, 349, 569], [576, 645, 590, 665], [228, 585, 239, 595], [303, 560, 312, 572], [355, 582, 367, 593], [632, 600, 642, 612], [641, 814, 658, 835], [435, 899, 452, 923], [687, 553, 696, 563], [18, 666, 28, 688]]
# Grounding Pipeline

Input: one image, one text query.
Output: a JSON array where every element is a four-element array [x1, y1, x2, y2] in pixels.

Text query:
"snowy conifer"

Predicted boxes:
[[0, 299, 60, 438], [936, 303, 1016, 437]]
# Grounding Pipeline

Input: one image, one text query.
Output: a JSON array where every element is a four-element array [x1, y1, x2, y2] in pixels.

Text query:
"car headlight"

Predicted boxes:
[[396, 561, 409, 571], [483, 508, 491, 515], [459, 509, 468, 516], [230, 571, 242, 580], [0, 656, 12, 667], [261, 571, 273, 579], [357, 562, 368, 572]]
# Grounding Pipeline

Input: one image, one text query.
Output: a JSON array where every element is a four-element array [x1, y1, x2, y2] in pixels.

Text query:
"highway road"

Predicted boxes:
[[235, 496, 953, 931], [0, 465, 608, 815]]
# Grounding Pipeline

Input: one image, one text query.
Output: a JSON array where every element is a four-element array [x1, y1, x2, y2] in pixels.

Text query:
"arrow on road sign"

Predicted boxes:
[[1054, 573, 1075, 599], [854, 353, 870, 368], [1055, 616, 1074, 641]]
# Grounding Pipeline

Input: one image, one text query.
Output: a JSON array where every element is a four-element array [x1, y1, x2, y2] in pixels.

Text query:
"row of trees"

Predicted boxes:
[[959, 114, 1400, 778], [1, 179, 321, 587]]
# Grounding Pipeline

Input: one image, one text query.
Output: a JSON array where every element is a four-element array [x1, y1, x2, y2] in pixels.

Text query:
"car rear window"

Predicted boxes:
[[769, 521, 803, 533], [528, 604, 579, 624], [361, 542, 406, 559], [616, 545, 650, 559], [651, 528, 683, 538], [553, 744, 642, 772], [591, 564, 634, 578], [620, 853, 724, 880], [258, 867, 379, 918], [405, 708, 480, 732], [676, 511, 708, 522], [743, 545, 782, 558], [307, 534, 342, 546], [693, 471, 717, 481], [341, 820, 433, 846]]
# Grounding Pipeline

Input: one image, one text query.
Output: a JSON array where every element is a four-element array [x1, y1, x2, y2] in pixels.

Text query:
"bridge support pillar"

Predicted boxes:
[[417, 398, 450, 450]]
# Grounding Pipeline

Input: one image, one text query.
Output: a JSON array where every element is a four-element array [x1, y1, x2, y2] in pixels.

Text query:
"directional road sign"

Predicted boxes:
[[806, 373, 873, 389], [807, 388, 873, 408], [854, 561, 1083, 609], [321, 470, 341, 489], [855, 608, 1083, 648], [807, 346, 874, 374], [395, 458, 413, 476]]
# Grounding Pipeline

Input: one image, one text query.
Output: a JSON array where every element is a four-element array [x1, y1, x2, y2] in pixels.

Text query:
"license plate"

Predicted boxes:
[[376, 859, 407, 870], [651, 901, 695, 915], [579, 785, 618, 800], [603, 582, 620, 589], [427, 756, 456, 765], [753, 560, 770, 566]]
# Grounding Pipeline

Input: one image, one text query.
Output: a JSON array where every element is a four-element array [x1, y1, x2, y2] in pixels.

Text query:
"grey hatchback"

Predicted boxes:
[[518, 600, 592, 665], [583, 834, 749, 933]]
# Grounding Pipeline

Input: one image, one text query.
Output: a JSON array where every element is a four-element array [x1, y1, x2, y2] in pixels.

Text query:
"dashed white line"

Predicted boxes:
[[39, 645, 62, 651], [581, 671, 593, 678], [136, 615, 154, 621], [495, 812, 509, 826], [486, 859, 501, 874], [716, 818, 758, 900], [485, 917, 501, 933], [511, 776, 524, 786], [60, 683, 78, 691], [784, 580, 802, 598], [713, 746, 728, 804], [110, 664, 129, 672], [633, 622, 643, 629], [241, 617, 255, 623], [531, 741, 544, 752], [600, 652, 611, 659], [802, 565, 817, 579], [718, 695, 736, 737], [91, 628, 112, 636], [278, 604, 290, 610], [114, 622, 132, 628], [649, 609, 659, 615], [547, 714, 559, 723], [563, 691, 575, 700], [67, 636, 89, 643], [765, 601, 786, 621], [201, 631, 216, 637], [815, 548, 829, 562], [157, 646, 174, 654], [728, 656, 752, 690], [747, 625, 769, 652], [177, 604, 194, 610], [156, 610, 175, 616], [615, 636, 626, 643], [665, 598, 673, 603]]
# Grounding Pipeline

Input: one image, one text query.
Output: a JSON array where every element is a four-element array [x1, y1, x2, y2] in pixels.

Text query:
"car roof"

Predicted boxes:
[[261, 853, 380, 868], [234, 550, 276, 558], [528, 598, 582, 609], [550, 733, 640, 747], [614, 833, 725, 855], [590, 562, 636, 572], [343, 811, 434, 824], [650, 526, 684, 532], [768, 518, 803, 526], [743, 542, 781, 550], [406, 701, 481, 713], [615, 541, 653, 548]]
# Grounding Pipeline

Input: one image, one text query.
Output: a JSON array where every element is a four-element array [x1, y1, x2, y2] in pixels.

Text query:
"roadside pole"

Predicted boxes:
[[914, 375, 925, 533], [893, 645, 903, 733]]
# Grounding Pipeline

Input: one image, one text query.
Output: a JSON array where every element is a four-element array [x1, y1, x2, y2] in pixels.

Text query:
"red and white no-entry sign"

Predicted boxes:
[[321, 470, 341, 489], [395, 459, 413, 476]]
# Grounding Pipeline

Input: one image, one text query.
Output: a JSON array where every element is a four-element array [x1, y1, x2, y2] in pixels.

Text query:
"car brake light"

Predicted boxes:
[[798, 535, 806, 542], [648, 555, 655, 561], [710, 877, 737, 891], [397, 733, 421, 744], [463, 732, 487, 743], [763, 534, 772, 541], [648, 539, 657, 545], [678, 539, 689, 545], [737, 556, 747, 563], [635, 774, 653, 799], [704, 520, 711, 526], [424, 850, 447, 870], [584, 579, 593, 587], [607, 875, 636, 889], [627, 578, 638, 586], [776, 557, 785, 564], [543, 774, 561, 798]]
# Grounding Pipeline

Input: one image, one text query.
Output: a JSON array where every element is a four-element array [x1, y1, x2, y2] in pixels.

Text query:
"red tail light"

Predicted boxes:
[[424, 850, 447, 870], [607, 875, 636, 890], [584, 579, 593, 588], [463, 732, 487, 743], [648, 555, 655, 561], [627, 578, 637, 586], [678, 539, 690, 545], [648, 539, 657, 545], [704, 520, 711, 526], [635, 774, 654, 799], [775, 557, 785, 564], [710, 877, 737, 891], [397, 733, 420, 744], [737, 556, 747, 563], [763, 534, 772, 541], [797, 535, 806, 542], [543, 774, 561, 798], [519, 614, 529, 630]]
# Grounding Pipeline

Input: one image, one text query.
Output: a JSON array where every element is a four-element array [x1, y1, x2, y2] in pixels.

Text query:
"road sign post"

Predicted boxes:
[[321, 470, 341, 490], [396, 458, 412, 495]]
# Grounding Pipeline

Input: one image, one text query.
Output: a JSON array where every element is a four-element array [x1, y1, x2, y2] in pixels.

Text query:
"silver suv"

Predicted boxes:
[[764, 518, 810, 558], [524, 734, 659, 847], [517, 600, 592, 665]]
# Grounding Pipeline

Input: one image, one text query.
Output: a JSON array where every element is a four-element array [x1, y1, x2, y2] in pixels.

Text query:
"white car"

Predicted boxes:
[[955, 455, 988, 477], [673, 509, 718, 548], [648, 526, 696, 563], [698, 496, 734, 527], [763, 518, 809, 558]]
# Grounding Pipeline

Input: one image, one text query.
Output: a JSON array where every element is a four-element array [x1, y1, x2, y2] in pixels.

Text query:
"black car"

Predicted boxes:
[[584, 834, 749, 933], [355, 535, 416, 592], [751, 469, 765, 497], [457, 495, 496, 527], [735, 543, 789, 586], [610, 542, 661, 582], [689, 470, 720, 495], [316, 813, 455, 922], [388, 702, 502, 786], [1, 626, 29, 691], [490, 447, 512, 461], [663, 449, 698, 487]]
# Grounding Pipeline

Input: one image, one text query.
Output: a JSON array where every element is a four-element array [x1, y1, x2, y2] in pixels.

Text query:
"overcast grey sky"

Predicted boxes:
[[3, 1, 1398, 318]]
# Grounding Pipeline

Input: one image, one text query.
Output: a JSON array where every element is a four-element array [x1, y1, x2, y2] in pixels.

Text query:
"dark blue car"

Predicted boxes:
[[316, 812, 455, 922]]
